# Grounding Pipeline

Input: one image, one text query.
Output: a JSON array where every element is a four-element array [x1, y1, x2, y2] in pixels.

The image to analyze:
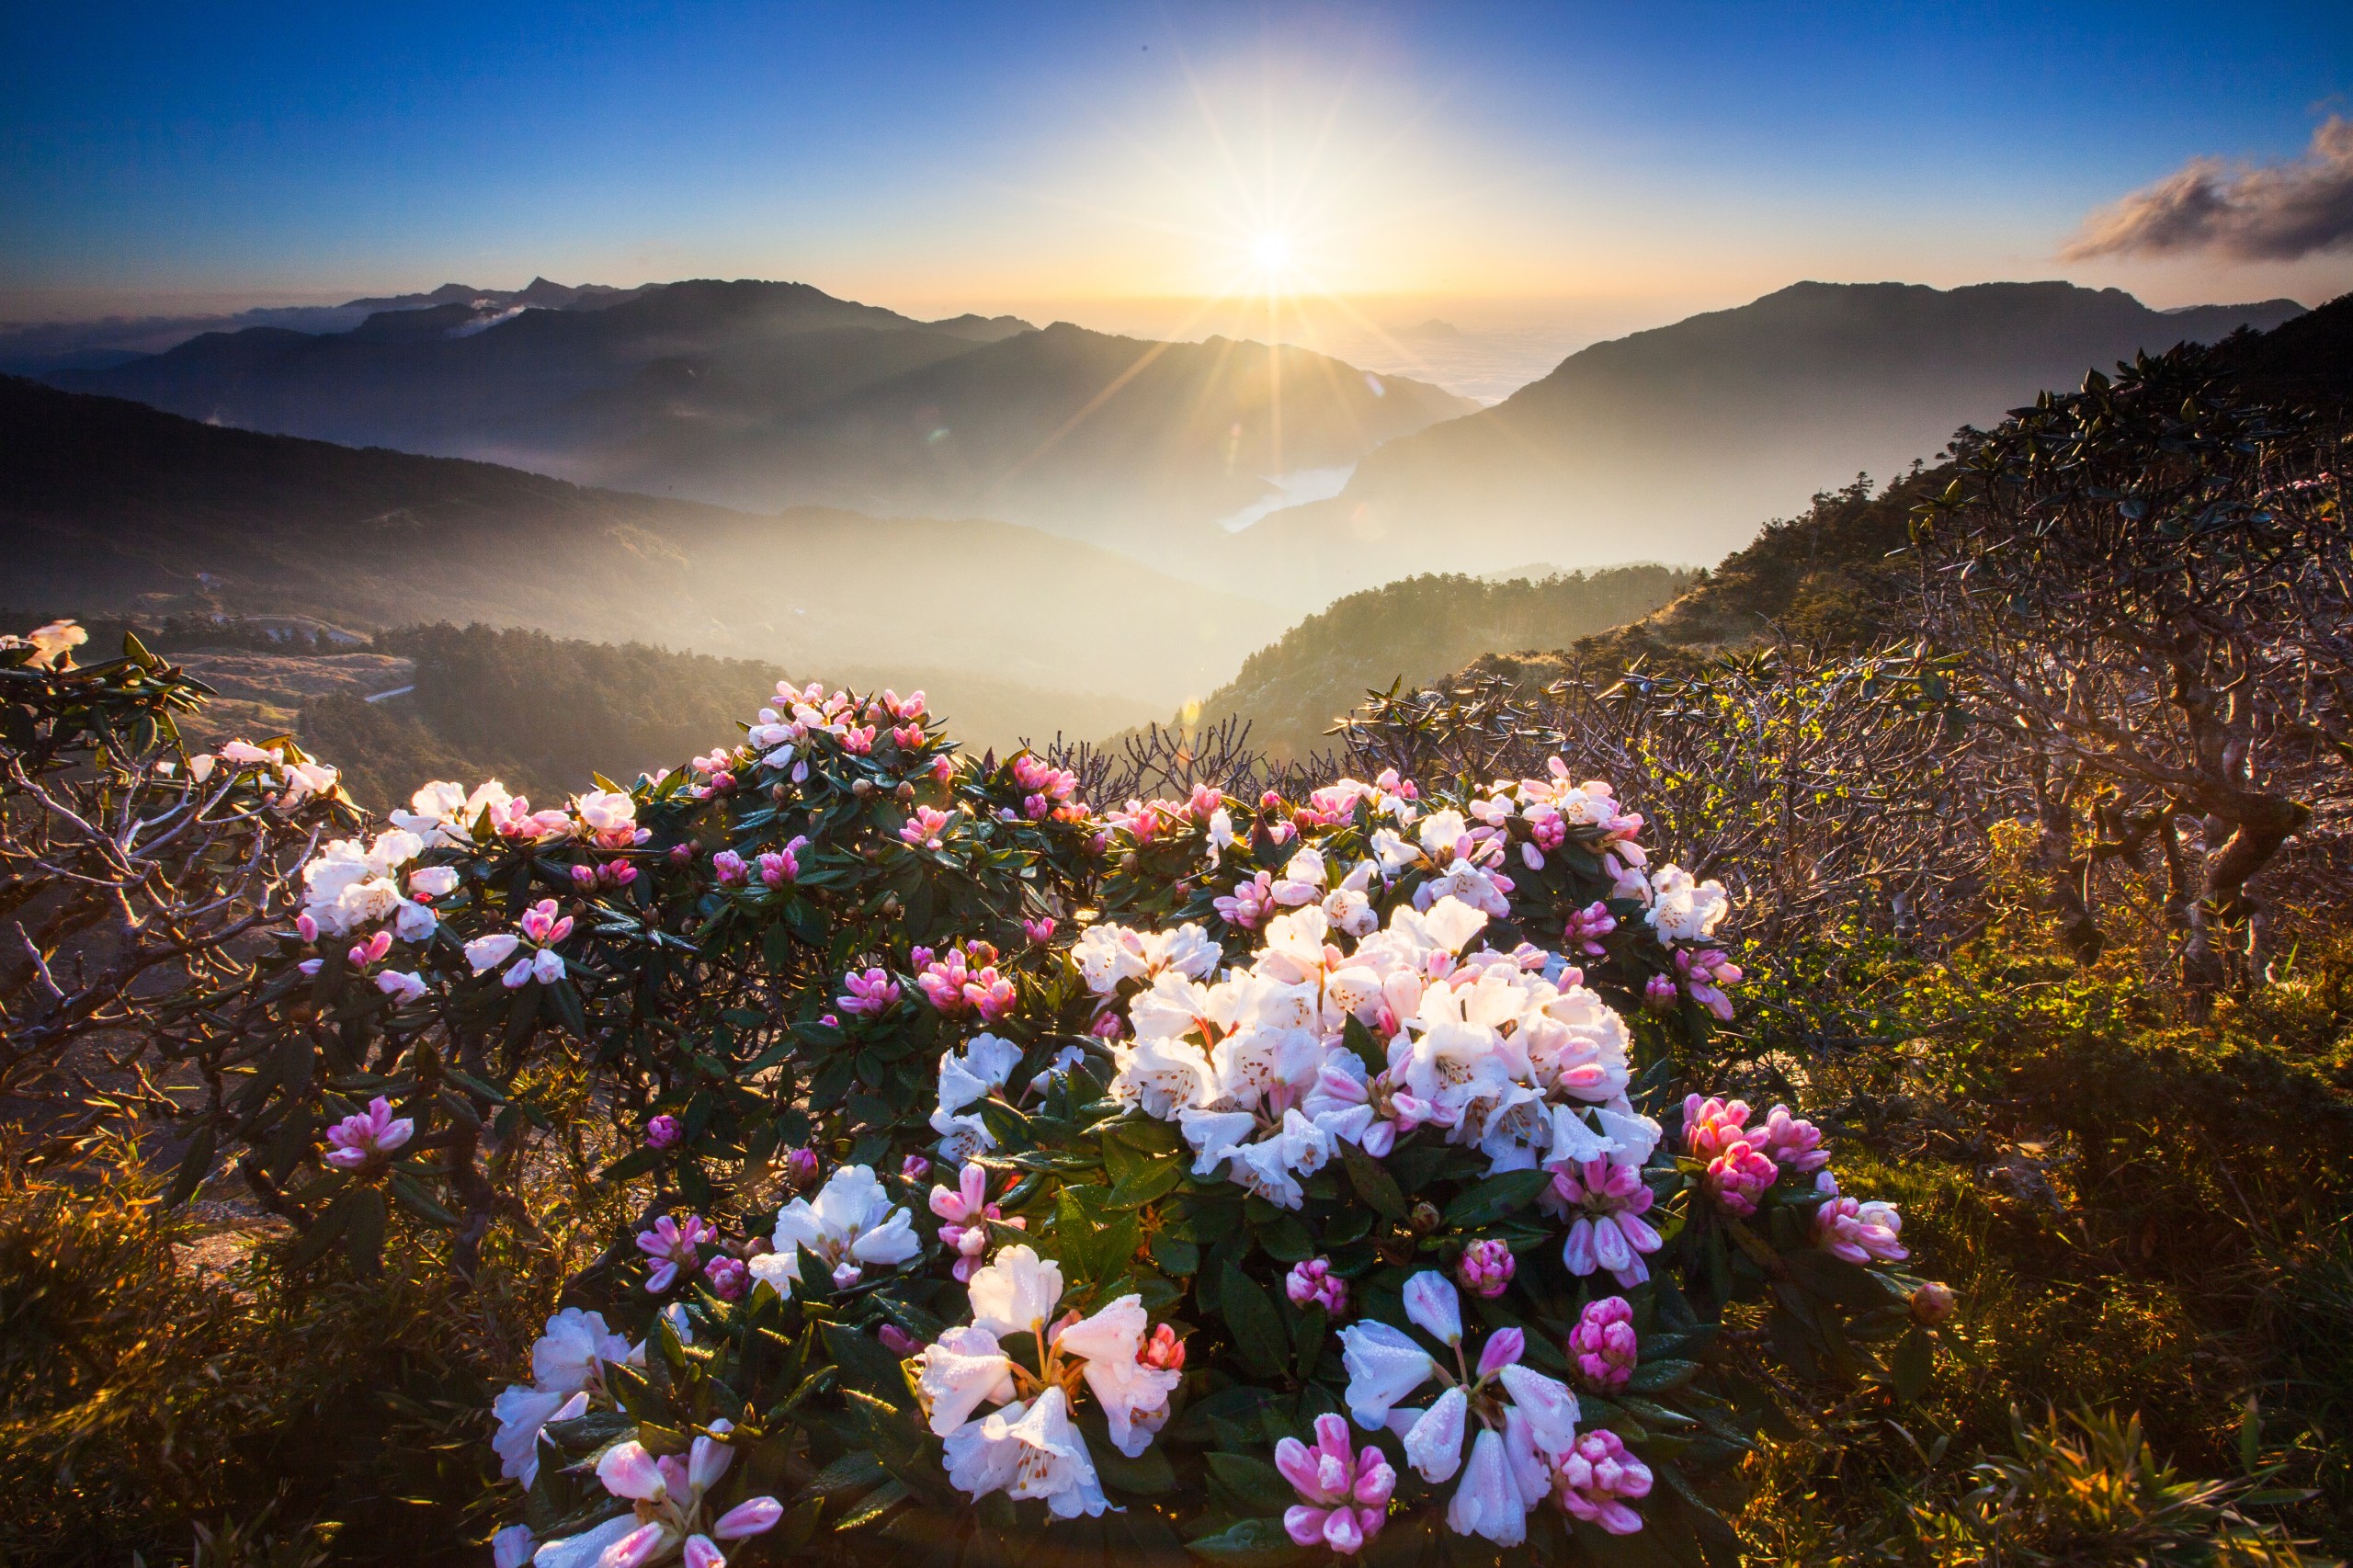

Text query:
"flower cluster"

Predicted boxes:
[[911, 1246, 1183, 1516], [1338, 1272, 1584, 1546], [1009, 752, 1083, 822], [463, 898, 574, 989], [491, 1309, 642, 1487], [191, 737, 341, 809], [1278, 1415, 1396, 1554], [1091, 892, 1658, 1210], [914, 940, 1017, 1020], [533, 1425, 782, 1568], [391, 777, 571, 846], [928, 1162, 1025, 1281], [323, 1096, 413, 1169], [1, 618, 88, 669], [298, 826, 432, 939], [1685, 1096, 1831, 1217]]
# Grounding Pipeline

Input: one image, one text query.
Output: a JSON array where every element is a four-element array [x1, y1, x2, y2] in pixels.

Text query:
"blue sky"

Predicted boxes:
[[4, 2, 2348, 335]]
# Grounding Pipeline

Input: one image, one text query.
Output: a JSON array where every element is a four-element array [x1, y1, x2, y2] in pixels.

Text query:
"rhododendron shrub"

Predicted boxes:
[[179, 681, 1098, 1272], [419, 716, 1948, 1568], [15, 640, 1946, 1565]]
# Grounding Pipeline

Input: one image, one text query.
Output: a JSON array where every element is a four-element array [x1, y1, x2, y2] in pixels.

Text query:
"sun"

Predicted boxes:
[[1249, 230, 1293, 274]]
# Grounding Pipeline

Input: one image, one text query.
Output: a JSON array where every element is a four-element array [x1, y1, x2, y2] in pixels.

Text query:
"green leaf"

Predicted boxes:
[[1891, 1327, 1934, 1404], [1187, 1517, 1304, 1567], [279, 1192, 353, 1270], [389, 1173, 460, 1227], [1220, 1260, 1290, 1379], [599, 1146, 665, 1182], [795, 1450, 890, 1501], [977, 1097, 1032, 1151], [1108, 1158, 1185, 1210], [1149, 1233, 1200, 1276], [824, 1322, 915, 1407], [344, 1187, 388, 1278], [1337, 1139, 1406, 1220], [163, 1123, 216, 1209], [1205, 1453, 1298, 1513], [1441, 1169, 1552, 1228], [1627, 1359, 1699, 1394], [834, 1478, 913, 1530], [1341, 1015, 1387, 1077], [1256, 1213, 1315, 1263]]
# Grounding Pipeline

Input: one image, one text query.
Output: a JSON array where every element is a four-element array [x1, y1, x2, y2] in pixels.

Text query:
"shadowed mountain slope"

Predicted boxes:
[[49, 278, 1468, 558], [1230, 281, 2304, 603], [0, 376, 1282, 713]]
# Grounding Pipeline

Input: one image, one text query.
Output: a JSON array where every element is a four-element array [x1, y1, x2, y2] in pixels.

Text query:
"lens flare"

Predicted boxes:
[[1250, 231, 1293, 272]]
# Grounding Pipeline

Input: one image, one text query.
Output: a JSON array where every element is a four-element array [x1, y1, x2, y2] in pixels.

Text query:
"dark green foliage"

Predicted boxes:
[[1172, 566, 1693, 758]]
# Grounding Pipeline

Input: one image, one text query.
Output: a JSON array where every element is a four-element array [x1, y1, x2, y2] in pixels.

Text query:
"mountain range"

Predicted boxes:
[[1224, 281, 2306, 603], [0, 375, 1287, 738], [0, 276, 654, 375], [45, 278, 1472, 558]]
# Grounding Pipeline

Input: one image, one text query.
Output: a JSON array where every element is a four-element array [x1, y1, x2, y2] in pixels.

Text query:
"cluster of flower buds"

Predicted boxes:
[[928, 1163, 1026, 1281], [569, 858, 641, 892], [1567, 1296, 1638, 1392], [1285, 1256, 1350, 1315], [836, 967, 901, 1017], [1454, 1239, 1517, 1299], [636, 1212, 718, 1294], [913, 942, 1016, 1020]]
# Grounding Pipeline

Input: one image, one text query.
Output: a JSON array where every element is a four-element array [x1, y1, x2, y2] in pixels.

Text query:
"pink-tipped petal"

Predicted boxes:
[[711, 1497, 784, 1540]]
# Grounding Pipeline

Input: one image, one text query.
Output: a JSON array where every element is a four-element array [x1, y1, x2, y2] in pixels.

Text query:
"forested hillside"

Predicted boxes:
[[1164, 565, 1693, 758]]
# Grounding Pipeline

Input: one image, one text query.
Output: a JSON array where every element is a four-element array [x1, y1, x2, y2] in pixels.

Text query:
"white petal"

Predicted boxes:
[[1403, 1387, 1468, 1484]]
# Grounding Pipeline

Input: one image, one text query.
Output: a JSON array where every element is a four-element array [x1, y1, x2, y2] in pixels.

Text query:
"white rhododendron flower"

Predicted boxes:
[[941, 1389, 1108, 1519], [491, 1310, 639, 1487], [407, 865, 460, 898], [1072, 920, 1220, 995], [391, 778, 515, 846], [929, 1032, 1027, 1161], [299, 828, 423, 937], [1645, 864, 1730, 944], [915, 1245, 1178, 1513], [572, 788, 638, 836], [750, 1165, 919, 1296]]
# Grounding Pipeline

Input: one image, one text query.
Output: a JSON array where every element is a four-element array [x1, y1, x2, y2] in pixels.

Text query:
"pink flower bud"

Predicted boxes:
[[878, 1323, 921, 1356], [783, 1147, 821, 1190], [644, 1113, 682, 1150], [1139, 1322, 1187, 1369], [1910, 1280, 1957, 1325], [1285, 1256, 1349, 1316], [706, 1256, 748, 1301], [1568, 1296, 1639, 1391], [295, 912, 318, 943], [711, 1497, 784, 1540], [1456, 1238, 1516, 1299]]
